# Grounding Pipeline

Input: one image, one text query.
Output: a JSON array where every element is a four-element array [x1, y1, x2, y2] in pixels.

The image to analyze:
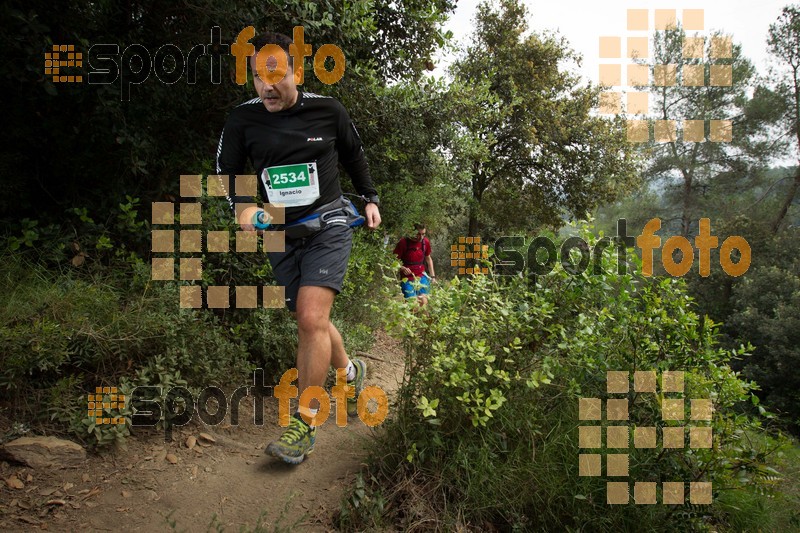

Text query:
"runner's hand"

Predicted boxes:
[[365, 203, 381, 230], [238, 206, 265, 235]]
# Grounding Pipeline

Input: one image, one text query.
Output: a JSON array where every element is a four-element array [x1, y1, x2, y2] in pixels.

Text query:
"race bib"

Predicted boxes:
[[260, 162, 320, 207]]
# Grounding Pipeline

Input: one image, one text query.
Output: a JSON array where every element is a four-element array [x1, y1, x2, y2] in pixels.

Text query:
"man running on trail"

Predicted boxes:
[[215, 31, 382, 464], [393, 224, 435, 307]]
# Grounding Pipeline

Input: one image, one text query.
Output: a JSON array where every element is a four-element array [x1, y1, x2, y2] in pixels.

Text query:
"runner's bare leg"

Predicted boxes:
[[295, 285, 337, 410]]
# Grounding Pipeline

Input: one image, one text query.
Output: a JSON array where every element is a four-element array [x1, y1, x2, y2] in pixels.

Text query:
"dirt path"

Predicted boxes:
[[0, 331, 405, 532]]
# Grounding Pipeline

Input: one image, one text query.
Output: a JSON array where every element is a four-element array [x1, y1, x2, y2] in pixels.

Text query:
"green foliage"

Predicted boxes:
[[0, 254, 251, 447], [641, 24, 778, 238], [448, 0, 639, 235], [765, 4, 800, 232], [341, 222, 793, 531], [0, 0, 458, 237], [336, 473, 387, 529], [335, 229, 395, 327], [729, 263, 800, 429]]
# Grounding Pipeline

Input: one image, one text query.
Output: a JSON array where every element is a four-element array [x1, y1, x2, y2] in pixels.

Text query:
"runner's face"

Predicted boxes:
[[250, 51, 299, 113], [412, 228, 426, 242]]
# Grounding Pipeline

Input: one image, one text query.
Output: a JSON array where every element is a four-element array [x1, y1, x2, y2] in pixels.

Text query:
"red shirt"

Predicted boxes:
[[394, 237, 431, 280]]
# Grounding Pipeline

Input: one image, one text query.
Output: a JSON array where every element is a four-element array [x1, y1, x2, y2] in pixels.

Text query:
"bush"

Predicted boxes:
[[0, 253, 251, 447], [339, 223, 795, 531]]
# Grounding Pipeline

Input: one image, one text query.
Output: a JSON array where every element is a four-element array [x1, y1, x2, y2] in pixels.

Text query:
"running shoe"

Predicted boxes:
[[347, 358, 367, 417], [265, 412, 316, 464]]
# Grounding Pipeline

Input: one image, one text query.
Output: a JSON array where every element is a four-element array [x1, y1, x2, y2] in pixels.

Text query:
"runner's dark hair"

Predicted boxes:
[[249, 31, 294, 73]]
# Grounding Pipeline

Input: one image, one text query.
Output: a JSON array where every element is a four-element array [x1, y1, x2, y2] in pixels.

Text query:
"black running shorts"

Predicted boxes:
[[267, 224, 354, 312]]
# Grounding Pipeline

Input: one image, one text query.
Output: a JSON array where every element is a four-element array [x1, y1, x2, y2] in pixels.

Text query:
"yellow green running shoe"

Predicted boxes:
[[347, 358, 367, 417], [266, 413, 316, 464]]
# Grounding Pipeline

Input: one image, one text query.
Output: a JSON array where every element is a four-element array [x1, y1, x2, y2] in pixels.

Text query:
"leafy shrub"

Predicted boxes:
[[340, 223, 795, 531], [0, 254, 251, 447]]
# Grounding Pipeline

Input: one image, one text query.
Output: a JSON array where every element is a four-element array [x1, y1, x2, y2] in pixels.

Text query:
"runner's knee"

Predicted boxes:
[[296, 307, 329, 334]]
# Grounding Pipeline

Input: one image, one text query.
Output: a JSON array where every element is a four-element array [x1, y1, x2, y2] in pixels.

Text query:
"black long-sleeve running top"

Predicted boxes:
[[215, 91, 377, 223]]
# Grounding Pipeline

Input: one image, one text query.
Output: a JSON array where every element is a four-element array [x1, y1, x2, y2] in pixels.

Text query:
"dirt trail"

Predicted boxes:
[[0, 331, 405, 532]]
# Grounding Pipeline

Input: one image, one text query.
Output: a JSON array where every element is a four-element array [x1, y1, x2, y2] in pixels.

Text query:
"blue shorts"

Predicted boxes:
[[400, 274, 431, 299]]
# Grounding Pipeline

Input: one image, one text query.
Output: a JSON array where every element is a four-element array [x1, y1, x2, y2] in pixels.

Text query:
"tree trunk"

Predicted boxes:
[[468, 207, 479, 238], [773, 68, 800, 233], [469, 161, 483, 238], [681, 175, 692, 238], [771, 169, 800, 234]]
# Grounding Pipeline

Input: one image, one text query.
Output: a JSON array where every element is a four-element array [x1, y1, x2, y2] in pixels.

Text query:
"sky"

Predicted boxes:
[[435, 0, 790, 84]]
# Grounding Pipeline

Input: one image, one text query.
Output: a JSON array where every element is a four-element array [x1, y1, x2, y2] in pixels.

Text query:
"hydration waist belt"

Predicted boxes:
[[278, 196, 365, 240]]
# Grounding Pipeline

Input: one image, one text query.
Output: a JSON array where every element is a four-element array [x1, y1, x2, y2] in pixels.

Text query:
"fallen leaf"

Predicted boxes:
[[25, 474, 32, 482], [46, 499, 66, 506], [165, 453, 178, 464], [17, 500, 31, 510], [17, 515, 41, 525], [82, 474, 91, 483], [70, 502, 81, 509], [6, 476, 24, 490], [80, 487, 101, 500], [63, 482, 74, 491], [185, 436, 196, 449], [39, 488, 59, 496], [71, 253, 86, 267], [121, 490, 131, 498], [198, 432, 216, 443]]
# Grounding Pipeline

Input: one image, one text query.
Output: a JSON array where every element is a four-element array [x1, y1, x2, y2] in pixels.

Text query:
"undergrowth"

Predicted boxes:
[[336, 222, 799, 532]]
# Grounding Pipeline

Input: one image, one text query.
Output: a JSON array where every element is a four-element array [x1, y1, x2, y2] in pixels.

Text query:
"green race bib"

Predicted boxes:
[[261, 162, 320, 207]]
